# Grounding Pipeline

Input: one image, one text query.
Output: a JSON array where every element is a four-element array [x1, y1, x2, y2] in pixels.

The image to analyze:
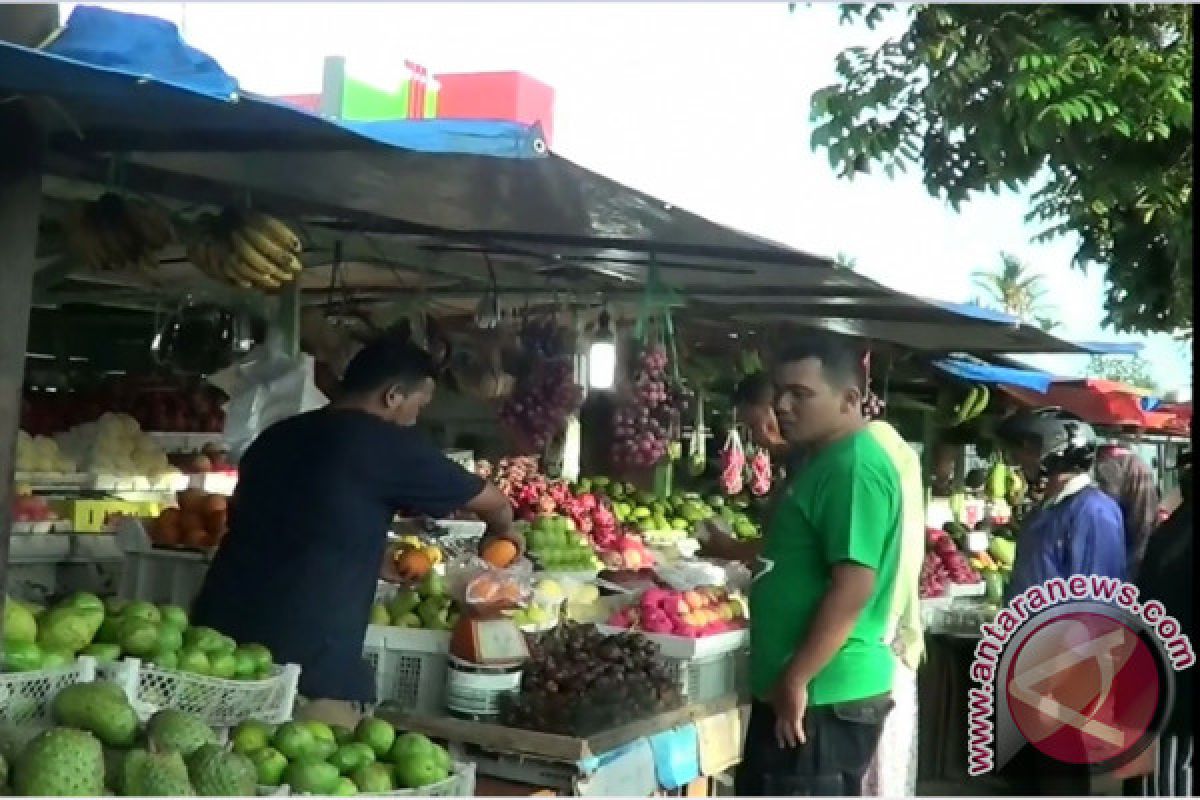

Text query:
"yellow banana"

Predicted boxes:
[[246, 212, 301, 254], [231, 230, 293, 283], [228, 254, 282, 290], [238, 222, 297, 271], [219, 257, 255, 290]]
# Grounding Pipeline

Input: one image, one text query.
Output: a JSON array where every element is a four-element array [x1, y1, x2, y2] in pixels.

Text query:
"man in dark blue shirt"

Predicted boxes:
[[192, 338, 516, 725]]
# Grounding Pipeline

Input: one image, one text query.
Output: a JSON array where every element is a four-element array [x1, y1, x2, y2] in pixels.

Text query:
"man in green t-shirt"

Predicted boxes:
[[727, 336, 903, 796]]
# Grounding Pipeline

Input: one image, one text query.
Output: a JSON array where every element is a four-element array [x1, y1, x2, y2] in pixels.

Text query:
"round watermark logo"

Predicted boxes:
[[966, 578, 1192, 777], [1005, 609, 1167, 771]]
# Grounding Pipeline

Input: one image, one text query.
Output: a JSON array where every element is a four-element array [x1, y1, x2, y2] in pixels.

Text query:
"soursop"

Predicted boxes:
[[186, 744, 256, 796], [14, 727, 105, 796], [52, 681, 139, 748], [122, 747, 196, 796], [145, 710, 218, 758]]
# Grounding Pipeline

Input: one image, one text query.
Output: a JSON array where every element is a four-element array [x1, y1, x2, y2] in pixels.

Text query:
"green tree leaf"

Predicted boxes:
[[810, 3, 1193, 334]]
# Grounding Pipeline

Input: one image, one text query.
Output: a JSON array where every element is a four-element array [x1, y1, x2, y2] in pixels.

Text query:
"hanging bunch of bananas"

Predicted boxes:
[[62, 192, 175, 274], [936, 383, 991, 428], [187, 208, 303, 292]]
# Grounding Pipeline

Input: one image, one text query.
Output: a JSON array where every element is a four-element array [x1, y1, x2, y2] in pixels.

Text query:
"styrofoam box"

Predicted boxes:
[[363, 625, 451, 714], [595, 625, 749, 660]]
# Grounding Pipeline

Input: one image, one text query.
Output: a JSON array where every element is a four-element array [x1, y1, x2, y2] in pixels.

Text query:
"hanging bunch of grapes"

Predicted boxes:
[[499, 359, 584, 454], [611, 345, 681, 469], [499, 320, 583, 453]]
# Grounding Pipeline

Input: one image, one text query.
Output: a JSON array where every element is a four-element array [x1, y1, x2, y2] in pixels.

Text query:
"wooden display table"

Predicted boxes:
[[382, 696, 745, 796]]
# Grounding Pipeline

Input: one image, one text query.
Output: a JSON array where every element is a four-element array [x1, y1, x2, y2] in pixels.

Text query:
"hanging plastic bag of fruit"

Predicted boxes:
[[720, 428, 746, 496], [446, 553, 534, 618], [748, 445, 772, 497]]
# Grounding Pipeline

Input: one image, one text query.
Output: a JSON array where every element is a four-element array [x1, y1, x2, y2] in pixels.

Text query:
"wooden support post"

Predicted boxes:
[[0, 103, 44, 643]]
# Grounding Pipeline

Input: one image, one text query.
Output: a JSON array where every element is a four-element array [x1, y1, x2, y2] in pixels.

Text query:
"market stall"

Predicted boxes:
[[3, 7, 1163, 798]]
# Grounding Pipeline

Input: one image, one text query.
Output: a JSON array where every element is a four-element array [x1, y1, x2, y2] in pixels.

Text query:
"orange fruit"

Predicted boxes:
[[176, 488, 207, 513], [481, 538, 518, 568], [394, 548, 432, 580], [182, 526, 210, 549], [203, 494, 227, 514]]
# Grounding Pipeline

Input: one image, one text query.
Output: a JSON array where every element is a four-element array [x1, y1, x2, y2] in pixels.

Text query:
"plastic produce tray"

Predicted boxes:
[[0, 656, 98, 727], [99, 658, 300, 725]]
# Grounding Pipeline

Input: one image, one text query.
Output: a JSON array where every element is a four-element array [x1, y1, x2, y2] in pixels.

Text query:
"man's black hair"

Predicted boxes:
[[341, 337, 436, 396], [776, 334, 866, 390], [733, 371, 773, 408]]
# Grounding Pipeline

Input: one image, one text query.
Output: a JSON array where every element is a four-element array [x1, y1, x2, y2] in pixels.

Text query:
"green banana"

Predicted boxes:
[[986, 462, 1008, 501], [966, 384, 990, 421], [952, 386, 979, 426]]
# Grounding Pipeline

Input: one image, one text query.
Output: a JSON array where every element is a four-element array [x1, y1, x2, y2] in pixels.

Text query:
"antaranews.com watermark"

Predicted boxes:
[[967, 575, 1195, 777]]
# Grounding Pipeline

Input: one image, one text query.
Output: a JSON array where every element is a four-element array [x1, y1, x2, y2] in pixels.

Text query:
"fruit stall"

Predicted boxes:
[[1, 7, 1143, 798]]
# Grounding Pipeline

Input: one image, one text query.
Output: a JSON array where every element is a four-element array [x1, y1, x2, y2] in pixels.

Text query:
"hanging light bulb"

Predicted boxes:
[[588, 310, 617, 390]]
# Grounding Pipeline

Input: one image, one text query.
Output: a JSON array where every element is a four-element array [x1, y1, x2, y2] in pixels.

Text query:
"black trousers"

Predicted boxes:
[[735, 696, 893, 797], [998, 742, 1093, 796]]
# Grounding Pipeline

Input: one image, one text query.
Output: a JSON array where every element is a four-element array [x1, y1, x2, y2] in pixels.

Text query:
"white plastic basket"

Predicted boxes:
[[118, 548, 213, 607], [0, 656, 98, 727], [363, 625, 450, 714], [100, 657, 300, 725], [264, 761, 475, 797], [594, 626, 748, 704]]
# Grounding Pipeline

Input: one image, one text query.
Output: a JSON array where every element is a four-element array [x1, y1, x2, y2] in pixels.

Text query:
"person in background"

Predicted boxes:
[[1135, 449, 1193, 797], [1095, 444, 1161, 574], [732, 370, 790, 459], [860, 417, 924, 798], [729, 335, 902, 797], [994, 407, 1126, 795], [192, 338, 519, 728]]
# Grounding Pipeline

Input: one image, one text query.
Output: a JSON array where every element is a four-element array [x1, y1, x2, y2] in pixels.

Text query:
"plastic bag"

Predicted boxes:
[[445, 554, 534, 617], [209, 344, 327, 463]]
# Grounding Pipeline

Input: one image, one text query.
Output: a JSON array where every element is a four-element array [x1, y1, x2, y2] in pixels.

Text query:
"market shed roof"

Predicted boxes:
[[5, 5, 1128, 356]]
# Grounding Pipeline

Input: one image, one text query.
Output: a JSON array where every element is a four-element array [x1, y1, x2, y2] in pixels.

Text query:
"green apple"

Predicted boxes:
[[151, 649, 179, 670], [158, 604, 189, 630], [273, 721, 316, 761], [250, 746, 289, 787], [155, 624, 184, 654], [209, 651, 238, 680], [284, 759, 341, 795], [119, 618, 160, 658], [354, 717, 395, 759], [123, 601, 161, 624], [350, 762, 394, 793], [82, 642, 121, 663], [178, 647, 210, 675], [333, 777, 358, 795], [231, 719, 274, 755]]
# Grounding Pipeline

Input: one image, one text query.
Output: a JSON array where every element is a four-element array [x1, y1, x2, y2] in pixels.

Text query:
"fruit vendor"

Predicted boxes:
[[192, 338, 518, 727], [993, 408, 1126, 795], [714, 336, 905, 796], [732, 371, 790, 459]]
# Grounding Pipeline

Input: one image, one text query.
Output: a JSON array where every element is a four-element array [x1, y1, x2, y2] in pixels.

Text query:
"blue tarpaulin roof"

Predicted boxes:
[[931, 357, 1054, 393], [2, 6, 1149, 358]]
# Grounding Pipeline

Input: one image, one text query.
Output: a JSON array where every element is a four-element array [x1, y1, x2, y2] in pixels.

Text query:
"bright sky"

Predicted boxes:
[[68, 1, 1193, 391]]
